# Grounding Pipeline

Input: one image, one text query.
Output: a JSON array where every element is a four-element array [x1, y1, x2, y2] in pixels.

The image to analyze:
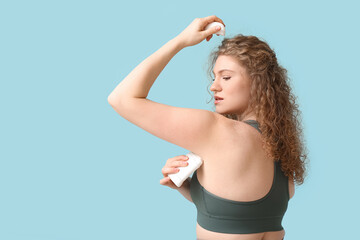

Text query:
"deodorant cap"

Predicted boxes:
[[204, 22, 225, 36]]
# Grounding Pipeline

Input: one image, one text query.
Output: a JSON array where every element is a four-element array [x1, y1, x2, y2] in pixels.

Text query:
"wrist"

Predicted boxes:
[[172, 36, 187, 50]]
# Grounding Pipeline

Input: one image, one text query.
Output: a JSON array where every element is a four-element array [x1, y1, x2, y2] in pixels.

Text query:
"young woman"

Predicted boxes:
[[109, 15, 308, 240]]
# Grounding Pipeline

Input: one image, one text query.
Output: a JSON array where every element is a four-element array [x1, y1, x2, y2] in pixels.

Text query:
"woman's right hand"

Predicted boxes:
[[160, 155, 189, 189]]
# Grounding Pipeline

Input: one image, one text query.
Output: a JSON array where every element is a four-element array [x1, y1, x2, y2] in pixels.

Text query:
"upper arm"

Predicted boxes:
[[108, 97, 220, 154]]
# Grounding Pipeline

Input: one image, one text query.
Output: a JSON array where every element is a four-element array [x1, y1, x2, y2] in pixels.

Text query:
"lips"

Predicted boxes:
[[214, 96, 224, 100]]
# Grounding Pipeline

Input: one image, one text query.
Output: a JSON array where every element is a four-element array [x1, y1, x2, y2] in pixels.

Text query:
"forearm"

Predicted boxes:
[[108, 36, 185, 103], [177, 177, 193, 203]]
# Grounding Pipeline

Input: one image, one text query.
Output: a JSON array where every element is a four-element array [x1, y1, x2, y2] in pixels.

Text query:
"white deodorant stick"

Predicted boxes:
[[168, 152, 203, 188]]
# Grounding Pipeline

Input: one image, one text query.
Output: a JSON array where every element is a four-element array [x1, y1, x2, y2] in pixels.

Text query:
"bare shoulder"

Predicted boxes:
[[213, 113, 256, 137], [202, 114, 262, 161]]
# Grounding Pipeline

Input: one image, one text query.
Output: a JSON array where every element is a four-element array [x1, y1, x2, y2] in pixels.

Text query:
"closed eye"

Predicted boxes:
[[212, 77, 231, 81]]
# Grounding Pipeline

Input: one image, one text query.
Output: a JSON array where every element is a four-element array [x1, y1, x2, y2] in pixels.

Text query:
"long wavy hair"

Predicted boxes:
[[204, 34, 308, 186]]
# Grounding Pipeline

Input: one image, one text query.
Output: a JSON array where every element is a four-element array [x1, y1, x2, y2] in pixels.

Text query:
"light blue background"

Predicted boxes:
[[1, 0, 359, 239]]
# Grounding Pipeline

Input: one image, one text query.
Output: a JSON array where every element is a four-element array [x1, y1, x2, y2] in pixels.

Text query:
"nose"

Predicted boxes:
[[210, 78, 222, 92]]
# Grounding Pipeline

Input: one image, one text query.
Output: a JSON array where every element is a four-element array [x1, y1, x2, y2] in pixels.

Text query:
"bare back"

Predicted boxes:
[[194, 117, 294, 240]]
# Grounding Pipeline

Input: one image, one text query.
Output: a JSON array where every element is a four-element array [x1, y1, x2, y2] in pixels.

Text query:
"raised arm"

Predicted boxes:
[[108, 16, 226, 155]]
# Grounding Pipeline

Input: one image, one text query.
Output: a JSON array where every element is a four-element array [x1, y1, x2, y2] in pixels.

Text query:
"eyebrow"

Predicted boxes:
[[212, 69, 235, 75]]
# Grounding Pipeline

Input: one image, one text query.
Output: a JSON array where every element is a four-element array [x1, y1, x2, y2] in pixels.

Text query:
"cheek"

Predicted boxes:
[[230, 83, 250, 99]]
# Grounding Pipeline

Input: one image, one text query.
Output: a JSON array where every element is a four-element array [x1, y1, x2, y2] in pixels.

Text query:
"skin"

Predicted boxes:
[[161, 54, 294, 239], [163, 16, 292, 239]]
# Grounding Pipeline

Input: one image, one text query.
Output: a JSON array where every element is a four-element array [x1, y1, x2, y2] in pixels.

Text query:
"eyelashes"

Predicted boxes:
[[212, 77, 231, 81]]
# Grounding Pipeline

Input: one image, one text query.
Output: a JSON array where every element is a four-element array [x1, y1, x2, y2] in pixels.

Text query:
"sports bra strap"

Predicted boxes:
[[243, 120, 262, 134]]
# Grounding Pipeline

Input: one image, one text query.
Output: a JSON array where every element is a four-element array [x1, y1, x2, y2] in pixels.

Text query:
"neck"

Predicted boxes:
[[237, 113, 257, 122]]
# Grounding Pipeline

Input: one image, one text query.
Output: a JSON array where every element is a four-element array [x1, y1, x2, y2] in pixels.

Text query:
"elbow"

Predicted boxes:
[[108, 94, 119, 107], [107, 94, 125, 107], [107, 95, 114, 106], [108, 96, 126, 113]]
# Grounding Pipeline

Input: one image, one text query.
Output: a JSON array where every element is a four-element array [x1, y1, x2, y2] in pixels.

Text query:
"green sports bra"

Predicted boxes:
[[190, 120, 290, 234]]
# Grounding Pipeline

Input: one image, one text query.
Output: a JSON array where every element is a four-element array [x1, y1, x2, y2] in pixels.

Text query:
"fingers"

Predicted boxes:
[[160, 176, 176, 187], [168, 155, 189, 164], [162, 167, 180, 175], [160, 155, 190, 187], [159, 176, 171, 185], [174, 160, 189, 168], [161, 155, 189, 177], [162, 160, 189, 174], [202, 15, 225, 27], [201, 15, 225, 40]]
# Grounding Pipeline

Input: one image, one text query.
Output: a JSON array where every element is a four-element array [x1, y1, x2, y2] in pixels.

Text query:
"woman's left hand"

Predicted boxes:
[[175, 15, 226, 48]]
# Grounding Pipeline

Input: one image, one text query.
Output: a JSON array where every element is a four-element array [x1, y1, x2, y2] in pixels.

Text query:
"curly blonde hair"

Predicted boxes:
[[205, 34, 308, 186]]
